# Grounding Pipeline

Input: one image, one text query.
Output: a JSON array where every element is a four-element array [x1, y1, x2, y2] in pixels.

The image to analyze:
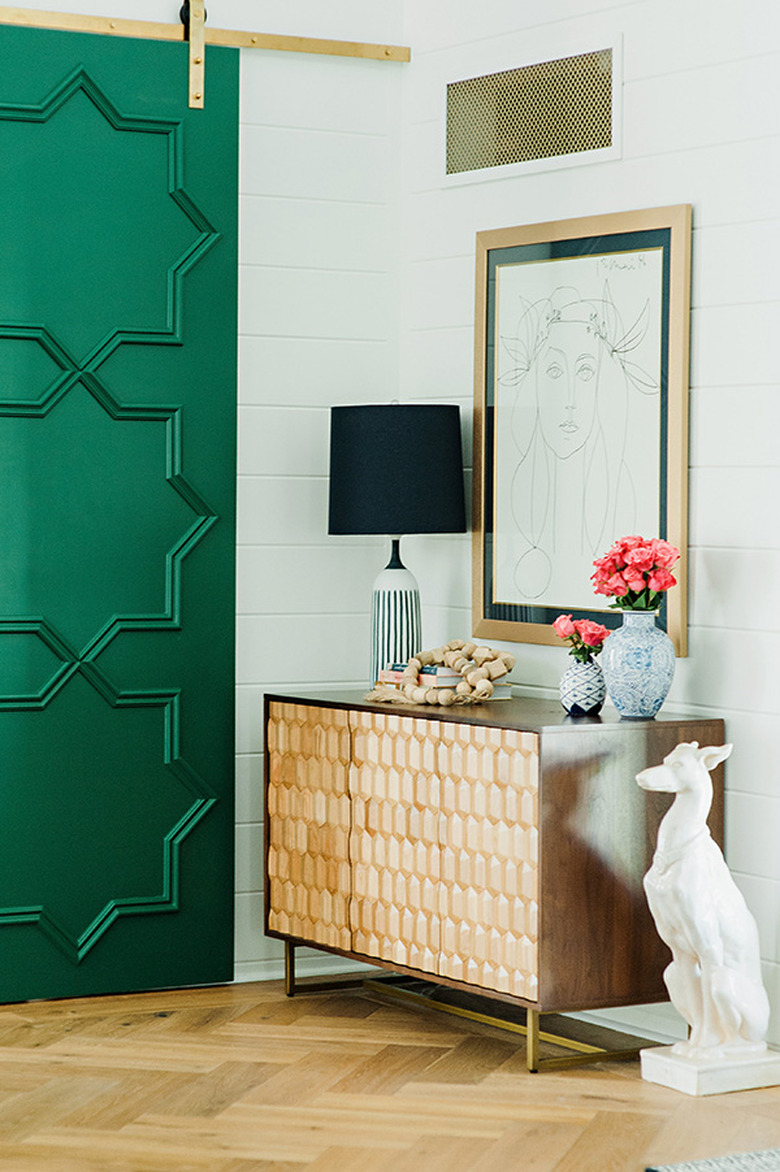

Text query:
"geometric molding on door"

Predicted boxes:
[[0, 618, 80, 709], [0, 324, 203, 416], [0, 614, 219, 711], [0, 328, 65, 407], [0, 666, 217, 962], [0, 374, 218, 669], [0, 66, 220, 367]]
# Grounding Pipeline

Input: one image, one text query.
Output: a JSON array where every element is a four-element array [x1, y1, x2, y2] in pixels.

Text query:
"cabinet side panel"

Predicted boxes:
[[266, 702, 352, 950], [437, 724, 540, 1001], [539, 718, 725, 1011], [349, 711, 441, 972]]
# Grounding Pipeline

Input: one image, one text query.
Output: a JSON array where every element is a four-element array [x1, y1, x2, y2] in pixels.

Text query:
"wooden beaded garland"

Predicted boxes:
[[365, 639, 516, 707]]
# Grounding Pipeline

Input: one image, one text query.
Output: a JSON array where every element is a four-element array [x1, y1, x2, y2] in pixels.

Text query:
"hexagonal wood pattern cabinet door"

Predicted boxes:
[[347, 711, 541, 996], [436, 722, 539, 1000], [0, 24, 238, 1001], [266, 703, 352, 951], [349, 710, 443, 972]]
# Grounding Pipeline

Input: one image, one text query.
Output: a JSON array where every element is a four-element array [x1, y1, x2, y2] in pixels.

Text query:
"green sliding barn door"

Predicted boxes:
[[0, 24, 238, 1001]]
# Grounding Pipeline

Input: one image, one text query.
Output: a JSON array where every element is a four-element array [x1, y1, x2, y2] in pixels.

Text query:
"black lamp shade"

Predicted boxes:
[[328, 404, 467, 535]]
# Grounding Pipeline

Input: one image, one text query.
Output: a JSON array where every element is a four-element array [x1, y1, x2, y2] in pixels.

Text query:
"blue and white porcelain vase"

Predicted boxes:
[[601, 611, 675, 719], [559, 659, 606, 717]]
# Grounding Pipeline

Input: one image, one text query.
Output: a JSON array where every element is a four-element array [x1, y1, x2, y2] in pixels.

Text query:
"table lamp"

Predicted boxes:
[[328, 403, 467, 685]]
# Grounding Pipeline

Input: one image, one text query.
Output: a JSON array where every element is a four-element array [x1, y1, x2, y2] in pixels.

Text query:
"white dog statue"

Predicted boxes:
[[637, 742, 769, 1060]]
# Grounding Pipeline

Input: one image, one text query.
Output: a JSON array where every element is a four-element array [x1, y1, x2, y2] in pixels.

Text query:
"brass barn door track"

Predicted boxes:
[[0, 5, 410, 108]]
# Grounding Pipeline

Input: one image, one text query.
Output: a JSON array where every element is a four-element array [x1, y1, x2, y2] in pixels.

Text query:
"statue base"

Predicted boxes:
[[641, 1045, 780, 1096]]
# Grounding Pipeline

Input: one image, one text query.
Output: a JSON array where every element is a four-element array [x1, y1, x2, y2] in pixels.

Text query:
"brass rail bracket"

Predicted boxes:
[[180, 1, 206, 109]]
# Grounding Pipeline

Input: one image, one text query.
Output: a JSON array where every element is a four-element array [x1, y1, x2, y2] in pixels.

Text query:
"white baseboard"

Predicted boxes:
[[233, 953, 375, 985], [566, 1003, 687, 1045]]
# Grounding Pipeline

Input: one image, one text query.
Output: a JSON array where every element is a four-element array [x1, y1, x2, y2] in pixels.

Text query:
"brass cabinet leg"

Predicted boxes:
[[281, 939, 364, 997], [284, 940, 295, 997], [526, 1008, 540, 1072]]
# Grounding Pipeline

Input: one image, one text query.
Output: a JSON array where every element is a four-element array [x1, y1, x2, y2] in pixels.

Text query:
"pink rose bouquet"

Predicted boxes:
[[552, 614, 611, 664], [591, 535, 680, 611]]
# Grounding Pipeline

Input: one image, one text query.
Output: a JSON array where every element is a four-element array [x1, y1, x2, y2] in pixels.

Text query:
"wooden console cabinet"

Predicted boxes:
[[264, 692, 724, 1016]]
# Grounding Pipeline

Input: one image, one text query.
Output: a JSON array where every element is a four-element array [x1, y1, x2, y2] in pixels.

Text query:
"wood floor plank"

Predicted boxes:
[[54, 1070, 204, 1129], [0, 1076, 115, 1141], [216, 1019, 464, 1048], [0, 1137, 280, 1172], [107, 1008, 243, 1040], [11, 1033, 319, 1071], [0, 1070, 54, 1094], [327, 1043, 447, 1094], [267, 1093, 521, 1135], [391, 1084, 597, 1124], [486, 1066, 678, 1111], [0, 1020, 91, 1049], [13, 1123, 320, 1167], [232, 993, 379, 1025], [148, 1061, 284, 1118], [0, 1150, 222, 1172], [554, 1108, 670, 1171], [378, 1133, 496, 1171], [0, 1155, 144, 1172], [305, 1145, 397, 1172], [415, 1035, 519, 1083], [237, 1049, 376, 1108], [129, 1115, 410, 1162], [229, 999, 341, 1028], [643, 1093, 780, 1168], [467, 1120, 588, 1171]]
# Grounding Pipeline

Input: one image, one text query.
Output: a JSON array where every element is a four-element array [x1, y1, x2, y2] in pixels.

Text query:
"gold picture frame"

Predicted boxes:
[[473, 205, 691, 656]]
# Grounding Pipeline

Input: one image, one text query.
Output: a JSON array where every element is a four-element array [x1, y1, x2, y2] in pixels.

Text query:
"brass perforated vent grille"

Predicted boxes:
[[446, 48, 613, 175]]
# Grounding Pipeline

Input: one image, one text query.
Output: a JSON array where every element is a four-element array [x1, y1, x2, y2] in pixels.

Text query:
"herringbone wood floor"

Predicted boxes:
[[0, 979, 779, 1171]]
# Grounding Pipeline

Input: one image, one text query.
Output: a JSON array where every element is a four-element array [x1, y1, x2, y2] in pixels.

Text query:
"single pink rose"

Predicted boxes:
[[649, 539, 680, 569], [599, 546, 621, 570], [574, 619, 610, 648], [591, 554, 619, 584], [624, 546, 655, 573], [648, 567, 677, 592], [624, 570, 648, 592], [552, 613, 576, 638], [605, 572, 629, 596]]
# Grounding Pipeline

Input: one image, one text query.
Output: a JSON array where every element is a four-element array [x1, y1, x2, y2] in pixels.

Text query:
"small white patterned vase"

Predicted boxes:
[[559, 659, 606, 717], [601, 610, 675, 719]]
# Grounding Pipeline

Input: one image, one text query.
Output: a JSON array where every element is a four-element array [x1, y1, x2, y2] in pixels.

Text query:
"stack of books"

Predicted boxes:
[[377, 662, 513, 700]]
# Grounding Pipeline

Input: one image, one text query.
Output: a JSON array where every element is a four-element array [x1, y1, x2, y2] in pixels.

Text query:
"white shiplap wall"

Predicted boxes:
[[235, 27, 404, 979], [399, 0, 780, 1043]]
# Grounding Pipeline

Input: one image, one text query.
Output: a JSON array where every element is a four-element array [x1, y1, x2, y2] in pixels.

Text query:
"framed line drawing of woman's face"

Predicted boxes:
[[472, 205, 691, 656]]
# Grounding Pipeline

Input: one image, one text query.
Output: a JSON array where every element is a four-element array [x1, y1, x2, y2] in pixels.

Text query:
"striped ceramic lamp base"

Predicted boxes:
[[370, 540, 421, 686]]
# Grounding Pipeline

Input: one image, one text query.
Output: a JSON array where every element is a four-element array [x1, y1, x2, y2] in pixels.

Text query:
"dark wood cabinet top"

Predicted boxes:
[[265, 689, 724, 738]]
